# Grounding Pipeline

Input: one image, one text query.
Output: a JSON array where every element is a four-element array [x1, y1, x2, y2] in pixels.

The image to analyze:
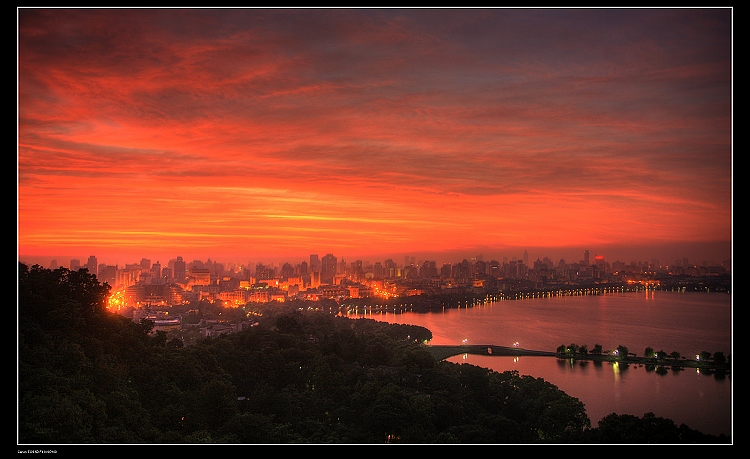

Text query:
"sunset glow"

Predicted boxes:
[[17, 7, 733, 268]]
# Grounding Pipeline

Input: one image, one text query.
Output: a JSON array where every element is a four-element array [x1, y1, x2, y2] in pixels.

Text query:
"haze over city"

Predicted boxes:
[[17, 7, 733, 270]]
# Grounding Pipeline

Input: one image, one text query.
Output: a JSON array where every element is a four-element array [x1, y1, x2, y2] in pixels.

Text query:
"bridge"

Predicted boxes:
[[424, 344, 556, 361], [423, 344, 730, 373]]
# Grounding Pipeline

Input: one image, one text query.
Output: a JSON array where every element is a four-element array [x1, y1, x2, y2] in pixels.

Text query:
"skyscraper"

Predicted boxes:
[[98, 264, 117, 286], [321, 253, 337, 284], [140, 258, 151, 270], [86, 255, 97, 276], [151, 261, 161, 283], [174, 256, 186, 283]]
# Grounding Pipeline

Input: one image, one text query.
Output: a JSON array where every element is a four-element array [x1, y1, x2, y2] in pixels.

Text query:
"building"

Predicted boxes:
[[86, 256, 97, 276], [174, 257, 186, 283], [189, 267, 212, 286], [321, 253, 337, 285], [98, 264, 117, 286], [151, 261, 162, 283]]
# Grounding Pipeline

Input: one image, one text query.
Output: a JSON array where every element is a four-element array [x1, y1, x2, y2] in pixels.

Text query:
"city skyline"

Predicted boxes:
[[19, 243, 730, 274], [17, 8, 733, 270]]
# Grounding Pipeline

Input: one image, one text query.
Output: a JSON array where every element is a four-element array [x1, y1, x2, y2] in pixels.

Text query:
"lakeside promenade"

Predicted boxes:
[[425, 344, 731, 373]]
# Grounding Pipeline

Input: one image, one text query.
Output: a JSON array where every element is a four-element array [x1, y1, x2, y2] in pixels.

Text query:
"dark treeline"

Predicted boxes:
[[18, 263, 730, 444]]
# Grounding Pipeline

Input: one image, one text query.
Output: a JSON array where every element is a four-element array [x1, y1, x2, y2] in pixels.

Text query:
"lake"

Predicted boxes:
[[346, 290, 732, 438]]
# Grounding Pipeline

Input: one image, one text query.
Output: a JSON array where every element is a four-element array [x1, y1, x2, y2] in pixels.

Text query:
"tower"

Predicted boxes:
[[151, 260, 162, 282], [174, 256, 186, 283], [86, 255, 97, 275], [321, 253, 337, 284]]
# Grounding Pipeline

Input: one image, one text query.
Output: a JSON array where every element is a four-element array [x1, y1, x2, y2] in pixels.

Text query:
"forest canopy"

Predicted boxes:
[[17, 263, 729, 444]]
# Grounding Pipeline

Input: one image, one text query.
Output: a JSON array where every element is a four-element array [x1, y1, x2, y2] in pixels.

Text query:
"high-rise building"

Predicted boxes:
[[70, 259, 80, 271], [321, 253, 337, 284], [453, 260, 471, 283], [140, 258, 151, 270], [310, 254, 320, 272], [189, 267, 212, 286], [116, 268, 137, 288], [384, 259, 397, 277], [489, 260, 500, 277], [98, 264, 117, 286], [281, 262, 295, 278], [441, 262, 452, 278], [420, 260, 437, 278], [583, 250, 590, 266], [255, 263, 275, 280], [86, 256, 98, 276], [595, 255, 606, 276], [151, 261, 162, 283], [174, 257, 186, 283]]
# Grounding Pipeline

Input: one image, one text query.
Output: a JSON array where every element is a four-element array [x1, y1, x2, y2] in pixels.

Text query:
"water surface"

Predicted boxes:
[[351, 291, 732, 437]]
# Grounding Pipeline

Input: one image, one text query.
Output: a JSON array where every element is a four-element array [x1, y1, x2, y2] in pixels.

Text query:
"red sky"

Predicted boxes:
[[17, 7, 733, 269]]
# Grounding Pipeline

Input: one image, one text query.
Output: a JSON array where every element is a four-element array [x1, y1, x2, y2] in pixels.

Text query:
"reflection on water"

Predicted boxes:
[[446, 353, 731, 438], [359, 291, 731, 437]]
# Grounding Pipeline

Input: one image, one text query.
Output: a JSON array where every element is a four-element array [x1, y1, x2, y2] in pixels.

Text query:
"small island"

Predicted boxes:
[[425, 343, 731, 374]]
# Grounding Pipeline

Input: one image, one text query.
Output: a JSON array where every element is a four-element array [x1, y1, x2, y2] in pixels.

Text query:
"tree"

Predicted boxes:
[[644, 347, 655, 358], [616, 345, 629, 358], [19, 263, 154, 443], [20, 263, 726, 444], [587, 412, 728, 444], [360, 384, 411, 443], [19, 263, 110, 338]]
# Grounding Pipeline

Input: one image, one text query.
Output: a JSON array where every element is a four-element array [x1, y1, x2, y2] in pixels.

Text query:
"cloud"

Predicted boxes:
[[18, 8, 732, 266]]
